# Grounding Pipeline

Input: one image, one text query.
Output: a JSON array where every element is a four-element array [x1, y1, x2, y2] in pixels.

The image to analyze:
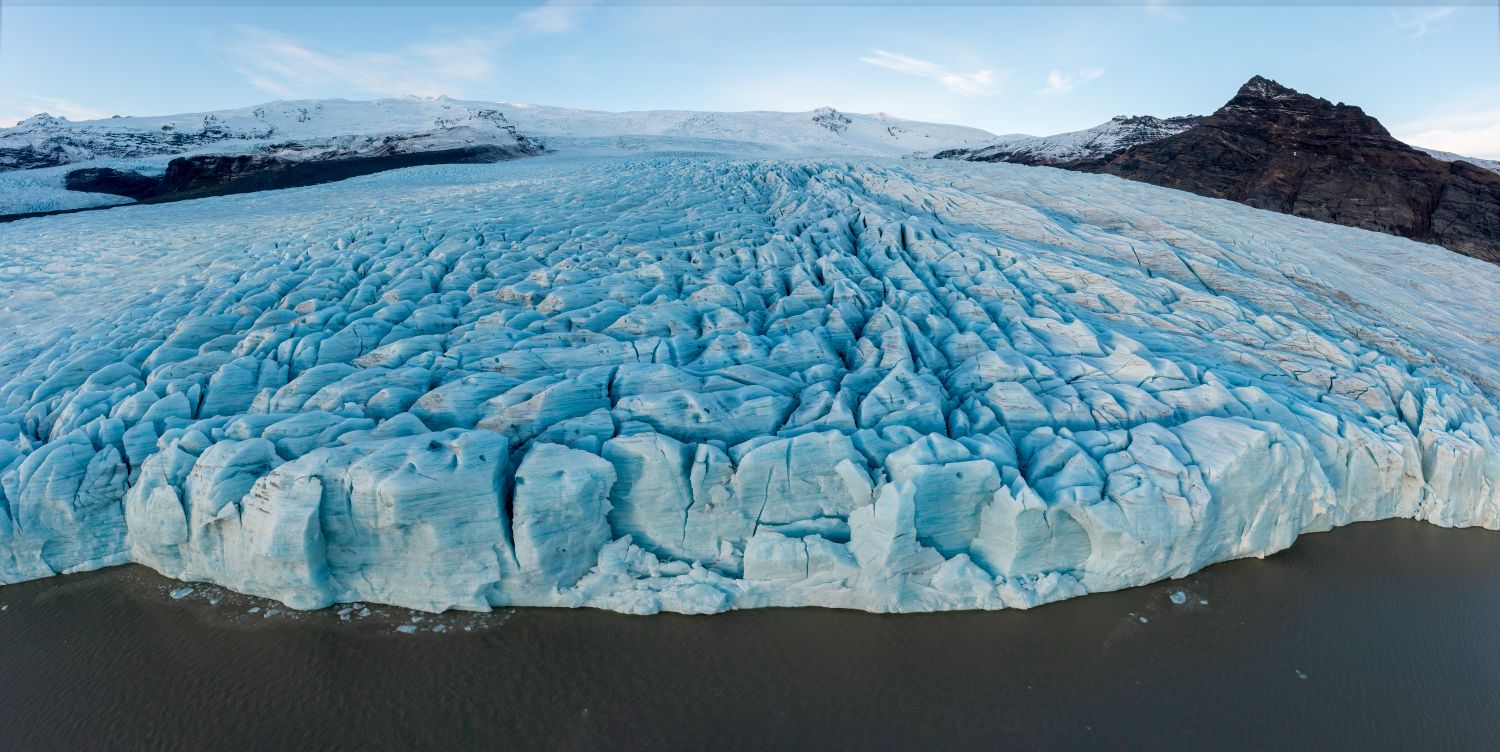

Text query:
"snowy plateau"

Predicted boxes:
[[0, 97, 995, 216], [4, 148, 1500, 615]]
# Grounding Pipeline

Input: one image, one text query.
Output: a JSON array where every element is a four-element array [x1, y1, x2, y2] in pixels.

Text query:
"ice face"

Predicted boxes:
[[3, 155, 1500, 614]]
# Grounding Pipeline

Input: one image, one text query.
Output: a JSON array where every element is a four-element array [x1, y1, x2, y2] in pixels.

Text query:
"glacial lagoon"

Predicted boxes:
[[2, 518, 1498, 750]]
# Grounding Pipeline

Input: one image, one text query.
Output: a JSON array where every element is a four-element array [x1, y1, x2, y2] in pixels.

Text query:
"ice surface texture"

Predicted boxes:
[[3, 156, 1500, 614]]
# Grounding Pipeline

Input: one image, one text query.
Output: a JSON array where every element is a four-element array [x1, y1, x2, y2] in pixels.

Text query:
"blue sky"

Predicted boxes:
[[3, 2, 1498, 157]]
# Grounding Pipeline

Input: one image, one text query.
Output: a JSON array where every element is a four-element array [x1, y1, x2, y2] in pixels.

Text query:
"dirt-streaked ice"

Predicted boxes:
[[3, 155, 1500, 614]]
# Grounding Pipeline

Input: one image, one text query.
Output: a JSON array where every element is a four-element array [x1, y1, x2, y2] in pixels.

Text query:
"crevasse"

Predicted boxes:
[[3, 156, 1499, 614]]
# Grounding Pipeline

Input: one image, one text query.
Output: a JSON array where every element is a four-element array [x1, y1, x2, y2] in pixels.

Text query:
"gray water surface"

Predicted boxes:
[[2, 519, 1499, 750]]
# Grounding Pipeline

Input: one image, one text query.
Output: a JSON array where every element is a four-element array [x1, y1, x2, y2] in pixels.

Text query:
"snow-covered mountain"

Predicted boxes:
[[0, 96, 996, 171], [936, 111, 1500, 178], [0, 97, 997, 217], [0, 100, 525, 171], [3, 155, 1500, 614], [931, 76, 1500, 263], [932, 115, 1203, 165], [0, 102, 545, 216], [494, 103, 996, 155], [1422, 147, 1500, 175]]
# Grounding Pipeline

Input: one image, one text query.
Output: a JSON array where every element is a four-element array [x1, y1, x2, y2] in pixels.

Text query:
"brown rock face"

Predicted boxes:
[[1074, 76, 1500, 262]]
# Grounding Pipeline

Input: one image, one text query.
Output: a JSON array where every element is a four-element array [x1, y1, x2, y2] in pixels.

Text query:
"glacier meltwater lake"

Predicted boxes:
[[2, 519, 1499, 749]]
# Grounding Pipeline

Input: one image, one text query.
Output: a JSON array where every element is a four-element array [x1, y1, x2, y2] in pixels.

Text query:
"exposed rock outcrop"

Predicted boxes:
[[63, 168, 160, 201], [64, 143, 540, 206], [934, 115, 1203, 166], [1073, 76, 1500, 262]]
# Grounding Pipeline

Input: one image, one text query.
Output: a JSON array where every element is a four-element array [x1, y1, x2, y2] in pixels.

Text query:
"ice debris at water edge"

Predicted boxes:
[[3, 156, 1500, 614]]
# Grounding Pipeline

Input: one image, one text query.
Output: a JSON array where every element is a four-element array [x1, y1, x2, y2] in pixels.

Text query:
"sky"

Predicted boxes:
[[2, 1, 1498, 157]]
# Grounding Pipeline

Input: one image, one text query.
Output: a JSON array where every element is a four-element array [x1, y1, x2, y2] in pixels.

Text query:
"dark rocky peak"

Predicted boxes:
[[1109, 114, 1199, 128], [1212, 75, 1395, 143], [432, 108, 513, 130], [1235, 75, 1301, 100], [1074, 76, 1500, 263], [1105, 115, 1206, 141]]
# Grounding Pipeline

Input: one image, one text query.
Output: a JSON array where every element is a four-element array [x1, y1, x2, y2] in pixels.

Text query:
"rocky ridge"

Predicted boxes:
[[1070, 76, 1500, 262], [933, 115, 1203, 166]]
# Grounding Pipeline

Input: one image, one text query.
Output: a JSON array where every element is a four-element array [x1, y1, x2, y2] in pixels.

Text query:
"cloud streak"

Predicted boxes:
[[218, 27, 503, 99], [1389, 7, 1457, 38], [1144, 0, 1187, 23], [1038, 68, 1104, 97], [859, 50, 998, 97], [518, 0, 590, 34], [216, 2, 588, 99]]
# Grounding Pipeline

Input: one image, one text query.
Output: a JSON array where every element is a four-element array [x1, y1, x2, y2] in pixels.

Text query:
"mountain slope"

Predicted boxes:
[[3, 156, 1499, 614], [1422, 147, 1500, 175], [932, 115, 1202, 165], [1072, 76, 1500, 262]]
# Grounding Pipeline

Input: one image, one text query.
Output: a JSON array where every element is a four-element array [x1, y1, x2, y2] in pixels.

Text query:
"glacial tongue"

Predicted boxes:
[[2, 156, 1500, 614]]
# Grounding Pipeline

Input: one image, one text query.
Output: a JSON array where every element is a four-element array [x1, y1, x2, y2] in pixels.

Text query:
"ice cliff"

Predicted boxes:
[[3, 156, 1500, 614]]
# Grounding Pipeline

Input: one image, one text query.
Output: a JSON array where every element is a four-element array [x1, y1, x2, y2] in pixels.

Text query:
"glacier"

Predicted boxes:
[[3, 154, 1500, 615], [0, 98, 997, 217]]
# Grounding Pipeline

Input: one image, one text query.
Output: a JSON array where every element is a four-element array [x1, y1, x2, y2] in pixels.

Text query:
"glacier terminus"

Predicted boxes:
[[4, 154, 1500, 615]]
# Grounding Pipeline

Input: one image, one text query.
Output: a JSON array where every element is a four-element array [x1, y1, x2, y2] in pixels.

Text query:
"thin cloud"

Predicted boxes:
[[1395, 104, 1500, 160], [859, 50, 999, 97], [1144, 0, 1187, 23], [216, 3, 588, 99], [519, 0, 591, 34], [1389, 8, 1457, 38], [1038, 68, 1104, 97], [0, 93, 111, 127], [218, 27, 504, 99]]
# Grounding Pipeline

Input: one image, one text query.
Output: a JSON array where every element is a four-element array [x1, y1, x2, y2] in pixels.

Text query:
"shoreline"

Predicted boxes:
[[3, 517, 1497, 749]]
